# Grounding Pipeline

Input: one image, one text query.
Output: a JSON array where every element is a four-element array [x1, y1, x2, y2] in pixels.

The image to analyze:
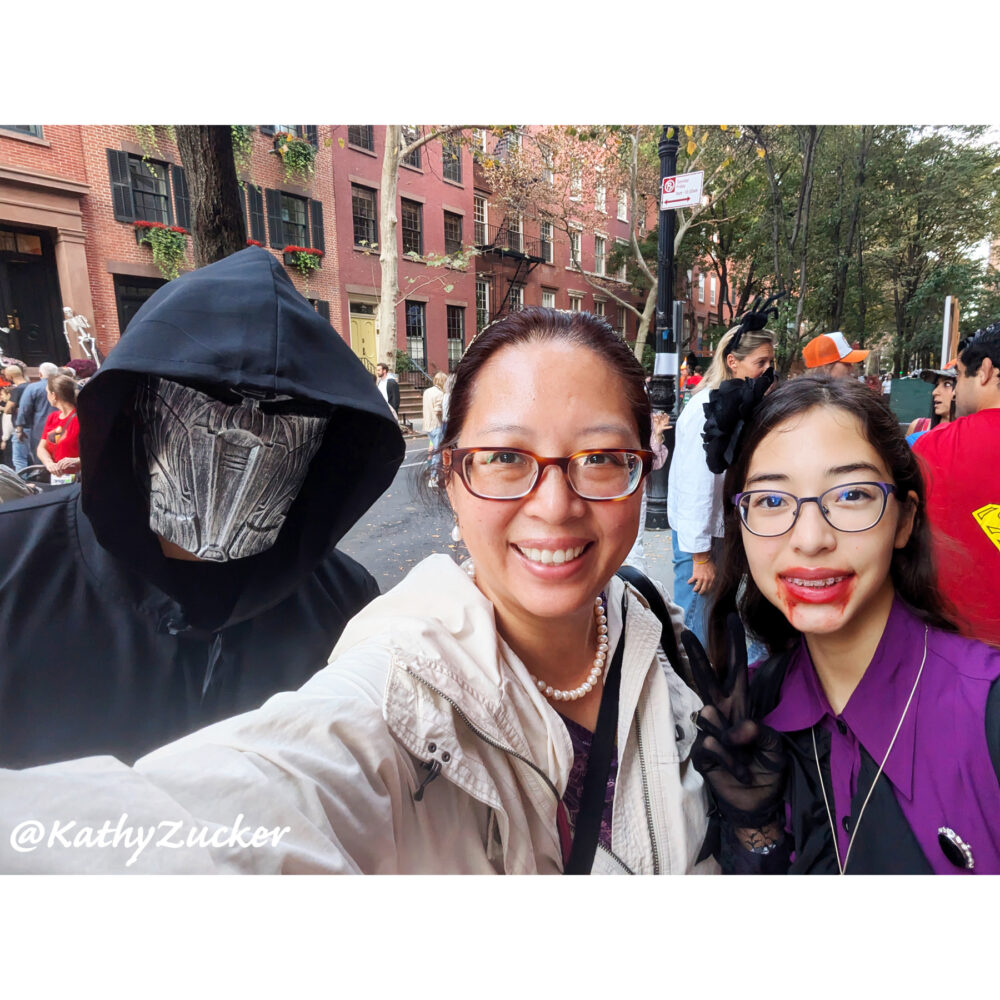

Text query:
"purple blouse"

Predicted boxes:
[[763, 596, 1000, 874], [560, 714, 617, 851]]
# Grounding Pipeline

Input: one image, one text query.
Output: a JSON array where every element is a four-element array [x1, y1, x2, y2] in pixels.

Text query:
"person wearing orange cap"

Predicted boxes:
[[801, 331, 870, 378]]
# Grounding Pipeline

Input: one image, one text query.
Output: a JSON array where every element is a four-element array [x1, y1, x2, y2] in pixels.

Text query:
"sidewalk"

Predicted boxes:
[[636, 527, 675, 600]]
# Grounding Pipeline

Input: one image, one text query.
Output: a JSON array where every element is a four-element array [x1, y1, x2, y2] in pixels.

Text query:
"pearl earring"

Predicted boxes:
[[451, 523, 462, 543]]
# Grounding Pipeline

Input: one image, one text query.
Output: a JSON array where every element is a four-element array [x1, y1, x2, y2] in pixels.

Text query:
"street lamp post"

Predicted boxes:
[[645, 125, 680, 530]]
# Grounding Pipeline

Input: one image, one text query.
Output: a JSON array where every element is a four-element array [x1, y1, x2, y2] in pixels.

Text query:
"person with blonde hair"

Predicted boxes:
[[666, 305, 776, 644], [423, 370, 448, 487]]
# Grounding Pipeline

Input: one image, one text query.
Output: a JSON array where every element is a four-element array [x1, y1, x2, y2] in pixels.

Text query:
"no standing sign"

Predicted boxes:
[[660, 170, 704, 210]]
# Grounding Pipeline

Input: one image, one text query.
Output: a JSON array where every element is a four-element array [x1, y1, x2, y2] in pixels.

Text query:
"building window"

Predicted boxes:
[[617, 190, 628, 221], [570, 168, 582, 201], [568, 228, 581, 268], [0, 125, 43, 139], [401, 127, 421, 168], [698, 273, 705, 303], [594, 300, 606, 318], [352, 184, 378, 246], [476, 278, 490, 331], [401, 199, 422, 256], [348, 126, 374, 151], [542, 288, 556, 309], [442, 138, 462, 183], [595, 169, 605, 213], [509, 284, 524, 312], [474, 196, 488, 245], [539, 220, 553, 263], [124, 156, 172, 225], [594, 235, 606, 276], [477, 129, 489, 154], [616, 238, 628, 281], [616, 306, 626, 335], [444, 211, 463, 254], [278, 192, 308, 247], [506, 214, 522, 253], [541, 147, 554, 185], [447, 305, 465, 371], [405, 301, 426, 367], [710, 276, 717, 306], [569, 293, 584, 312]]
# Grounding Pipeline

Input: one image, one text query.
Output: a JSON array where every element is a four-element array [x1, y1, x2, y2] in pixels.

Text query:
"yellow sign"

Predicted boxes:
[[973, 504, 1000, 554]]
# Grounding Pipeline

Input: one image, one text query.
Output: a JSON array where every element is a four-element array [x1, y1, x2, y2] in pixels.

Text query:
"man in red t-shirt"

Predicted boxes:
[[914, 322, 1000, 647]]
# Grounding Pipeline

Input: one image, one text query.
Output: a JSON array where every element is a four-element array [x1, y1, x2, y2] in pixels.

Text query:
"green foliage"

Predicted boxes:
[[275, 132, 316, 183], [286, 249, 322, 279], [133, 125, 177, 178], [231, 125, 254, 174], [137, 226, 187, 280], [394, 348, 414, 373]]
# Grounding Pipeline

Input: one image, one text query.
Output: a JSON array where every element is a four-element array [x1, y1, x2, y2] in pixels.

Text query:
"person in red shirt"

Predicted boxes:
[[36, 373, 80, 482], [914, 322, 1000, 647]]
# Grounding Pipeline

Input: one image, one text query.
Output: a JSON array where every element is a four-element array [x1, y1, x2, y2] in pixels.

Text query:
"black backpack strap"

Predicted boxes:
[[987, 676, 1000, 784], [615, 566, 689, 689]]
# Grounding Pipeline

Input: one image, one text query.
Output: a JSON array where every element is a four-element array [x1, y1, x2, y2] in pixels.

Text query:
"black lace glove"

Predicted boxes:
[[682, 615, 788, 830]]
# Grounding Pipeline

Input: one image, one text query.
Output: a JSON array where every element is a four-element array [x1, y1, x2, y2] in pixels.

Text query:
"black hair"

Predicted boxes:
[[707, 376, 959, 667], [958, 321, 1000, 379]]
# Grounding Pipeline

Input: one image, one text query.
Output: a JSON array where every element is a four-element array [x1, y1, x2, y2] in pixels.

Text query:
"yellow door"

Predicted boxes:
[[349, 316, 377, 366]]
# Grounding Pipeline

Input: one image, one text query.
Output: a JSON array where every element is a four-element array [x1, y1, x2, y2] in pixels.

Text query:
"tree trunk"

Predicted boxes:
[[631, 285, 658, 363], [175, 126, 246, 268], [377, 127, 402, 367]]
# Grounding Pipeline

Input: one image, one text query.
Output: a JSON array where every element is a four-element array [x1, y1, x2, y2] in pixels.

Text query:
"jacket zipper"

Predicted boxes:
[[634, 712, 661, 874], [406, 671, 561, 802], [596, 841, 635, 874]]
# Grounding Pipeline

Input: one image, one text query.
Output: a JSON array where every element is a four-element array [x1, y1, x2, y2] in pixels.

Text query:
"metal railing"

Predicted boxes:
[[477, 222, 546, 261]]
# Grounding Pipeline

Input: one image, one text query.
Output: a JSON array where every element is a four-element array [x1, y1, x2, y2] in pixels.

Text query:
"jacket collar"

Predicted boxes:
[[764, 595, 925, 799]]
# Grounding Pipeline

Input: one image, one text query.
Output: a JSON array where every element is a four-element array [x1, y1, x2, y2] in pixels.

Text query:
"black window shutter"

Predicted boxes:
[[172, 165, 191, 230], [265, 188, 284, 248], [247, 185, 266, 243], [309, 199, 325, 253], [238, 184, 248, 236], [260, 125, 275, 136], [306, 125, 318, 147], [315, 300, 330, 321], [107, 149, 135, 222]]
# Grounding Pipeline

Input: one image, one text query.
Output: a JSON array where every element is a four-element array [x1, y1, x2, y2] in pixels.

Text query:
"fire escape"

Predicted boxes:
[[475, 220, 547, 323]]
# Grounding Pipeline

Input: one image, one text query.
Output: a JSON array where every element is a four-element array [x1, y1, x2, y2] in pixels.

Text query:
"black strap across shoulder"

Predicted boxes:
[[564, 591, 627, 875], [615, 565, 689, 689], [987, 676, 1000, 783]]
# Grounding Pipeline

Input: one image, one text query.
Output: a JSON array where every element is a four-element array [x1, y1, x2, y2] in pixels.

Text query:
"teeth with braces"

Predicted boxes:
[[517, 545, 586, 566], [785, 576, 847, 588]]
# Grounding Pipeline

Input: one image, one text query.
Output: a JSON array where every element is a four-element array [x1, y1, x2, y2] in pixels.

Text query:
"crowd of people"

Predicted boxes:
[[0, 247, 996, 875]]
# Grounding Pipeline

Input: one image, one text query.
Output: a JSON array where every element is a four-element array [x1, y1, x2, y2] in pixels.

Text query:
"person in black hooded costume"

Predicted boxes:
[[0, 247, 404, 767]]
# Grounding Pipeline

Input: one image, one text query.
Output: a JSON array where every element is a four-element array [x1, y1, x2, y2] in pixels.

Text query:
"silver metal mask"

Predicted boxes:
[[136, 376, 329, 562]]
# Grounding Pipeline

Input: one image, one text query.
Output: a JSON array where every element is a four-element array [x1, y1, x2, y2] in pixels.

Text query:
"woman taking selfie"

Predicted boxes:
[[688, 376, 1000, 874], [0, 308, 713, 875]]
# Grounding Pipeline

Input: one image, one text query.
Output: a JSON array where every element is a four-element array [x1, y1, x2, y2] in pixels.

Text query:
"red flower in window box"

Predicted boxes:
[[246, 238, 263, 247], [281, 245, 323, 257], [133, 220, 166, 230]]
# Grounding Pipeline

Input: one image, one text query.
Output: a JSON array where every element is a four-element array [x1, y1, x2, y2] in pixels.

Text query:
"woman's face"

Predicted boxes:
[[728, 342, 774, 380], [739, 406, 915, 640], [445, 339, 643, 631], [932, 376, 956, 418]]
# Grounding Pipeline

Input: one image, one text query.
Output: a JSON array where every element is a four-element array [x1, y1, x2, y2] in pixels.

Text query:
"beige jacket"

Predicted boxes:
[[422, 385, 444, 432], [0, 556, 715, 874]]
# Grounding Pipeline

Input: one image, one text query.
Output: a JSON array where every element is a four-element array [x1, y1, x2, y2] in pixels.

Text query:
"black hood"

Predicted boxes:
[[77, 246, 403, 627]]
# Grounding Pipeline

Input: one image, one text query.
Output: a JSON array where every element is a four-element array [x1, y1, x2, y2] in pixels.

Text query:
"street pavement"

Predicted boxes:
[[338, 438, 676, 599]]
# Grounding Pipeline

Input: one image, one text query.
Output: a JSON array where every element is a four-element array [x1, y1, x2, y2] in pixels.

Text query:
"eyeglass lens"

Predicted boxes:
[[463, 450, 642, 499], [738, 482, 890, 536]]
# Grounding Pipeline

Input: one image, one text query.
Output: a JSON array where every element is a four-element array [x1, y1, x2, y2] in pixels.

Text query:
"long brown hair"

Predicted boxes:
[[707, 376, 959, 666]]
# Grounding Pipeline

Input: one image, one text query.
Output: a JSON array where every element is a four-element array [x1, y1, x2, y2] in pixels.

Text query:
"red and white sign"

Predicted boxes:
[[660, 170, 704, 210]]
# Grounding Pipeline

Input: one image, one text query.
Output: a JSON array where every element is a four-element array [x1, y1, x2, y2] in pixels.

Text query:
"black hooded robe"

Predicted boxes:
[[0, 248, 404, 767]]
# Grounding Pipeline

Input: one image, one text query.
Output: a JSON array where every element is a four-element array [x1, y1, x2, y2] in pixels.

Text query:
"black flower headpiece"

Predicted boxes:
[[723, 291, 787, 359], [702, 366, 776, 474]]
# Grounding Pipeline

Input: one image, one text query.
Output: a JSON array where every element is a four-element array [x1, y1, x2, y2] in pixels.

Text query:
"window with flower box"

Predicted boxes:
[[444, 212, 463, 254], [447, 305, 465, 371], [352, 184, 378, 247], [401, 199, 422, 256], [263, 189, 324, 253], [107, 150, 191, 230], [348, 126, 375, 151]]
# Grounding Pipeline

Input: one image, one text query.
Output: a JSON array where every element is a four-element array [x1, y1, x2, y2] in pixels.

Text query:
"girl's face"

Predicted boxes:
[[932, 377, 956, 418], [445, 339, 643, 633], [727, 342, 775, 381], [739, 406, 915, 640]]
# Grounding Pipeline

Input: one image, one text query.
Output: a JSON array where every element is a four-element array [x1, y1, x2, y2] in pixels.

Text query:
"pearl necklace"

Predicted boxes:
[[529, 594, 609, 702]]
